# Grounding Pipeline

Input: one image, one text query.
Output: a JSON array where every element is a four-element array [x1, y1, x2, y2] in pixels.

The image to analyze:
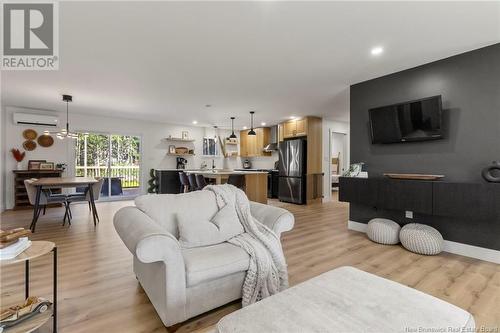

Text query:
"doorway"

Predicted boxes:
[[75, 132, 142, 199], [330, 131, 348, 195]]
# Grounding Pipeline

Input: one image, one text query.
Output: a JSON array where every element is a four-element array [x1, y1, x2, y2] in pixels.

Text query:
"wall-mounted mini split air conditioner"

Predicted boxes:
[[13, 112, 59, 127]]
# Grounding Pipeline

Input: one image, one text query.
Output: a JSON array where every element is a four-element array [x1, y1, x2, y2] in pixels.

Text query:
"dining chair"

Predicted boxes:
[[67, 177, 105, 225], [179, 172, 190, 193], [188, 173, 199, 191], [195, 174, 208, 190], [227, 175, 245, 189], [24, 179, 71, 230]]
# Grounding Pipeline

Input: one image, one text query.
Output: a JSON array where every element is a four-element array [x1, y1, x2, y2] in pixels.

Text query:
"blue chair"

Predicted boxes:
[[196, 174, 208, 190], [179, 172, 190, 193], [188, 174, 199, 191]]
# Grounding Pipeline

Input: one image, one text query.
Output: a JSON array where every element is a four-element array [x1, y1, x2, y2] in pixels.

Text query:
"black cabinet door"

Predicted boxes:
[[433, 183, 500, 220], [376, 179, 433, 214], [339, 177, 377, 206], [156, 170, 182, 194]]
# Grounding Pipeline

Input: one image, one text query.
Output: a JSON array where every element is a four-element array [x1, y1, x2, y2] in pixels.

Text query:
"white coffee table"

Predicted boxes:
[[216, 266, 474, 332]]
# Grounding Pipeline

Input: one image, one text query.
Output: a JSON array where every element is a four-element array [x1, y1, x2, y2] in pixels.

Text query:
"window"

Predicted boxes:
[[75, 133, 141, 198]]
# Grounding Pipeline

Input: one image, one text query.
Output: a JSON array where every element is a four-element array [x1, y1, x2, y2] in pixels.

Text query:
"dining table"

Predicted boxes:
[[30, 177, 98, 232]]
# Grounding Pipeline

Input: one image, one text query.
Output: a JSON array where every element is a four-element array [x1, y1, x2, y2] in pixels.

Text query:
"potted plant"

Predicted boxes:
[[10, 149, 26, 170]]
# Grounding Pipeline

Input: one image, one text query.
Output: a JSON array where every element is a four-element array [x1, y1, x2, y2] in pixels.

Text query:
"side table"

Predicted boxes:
[[0, 241, 57, 333]]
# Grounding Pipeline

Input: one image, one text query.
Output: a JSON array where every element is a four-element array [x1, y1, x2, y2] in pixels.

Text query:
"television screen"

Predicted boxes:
[[369, 96, 443, 144]]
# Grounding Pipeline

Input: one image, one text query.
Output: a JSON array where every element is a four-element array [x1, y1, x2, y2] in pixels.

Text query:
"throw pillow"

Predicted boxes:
[[177, 203, 244, 248]]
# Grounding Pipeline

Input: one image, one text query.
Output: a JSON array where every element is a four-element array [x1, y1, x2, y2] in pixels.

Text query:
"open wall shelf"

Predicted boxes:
[[164, 138, 195, 142], [166, 153, 195, 157]]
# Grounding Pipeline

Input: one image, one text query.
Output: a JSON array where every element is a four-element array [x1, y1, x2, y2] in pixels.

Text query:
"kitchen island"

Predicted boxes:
[[184, 170, 268, 204]]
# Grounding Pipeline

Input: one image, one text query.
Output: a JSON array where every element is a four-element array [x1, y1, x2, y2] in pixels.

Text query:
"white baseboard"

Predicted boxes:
[[348, 220, 368, 233], [348, 220, 500, 264]]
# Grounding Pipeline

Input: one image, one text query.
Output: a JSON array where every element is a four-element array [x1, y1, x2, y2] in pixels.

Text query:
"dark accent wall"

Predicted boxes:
[[350, 43, 500, 182], [348, 43, 500, 250]]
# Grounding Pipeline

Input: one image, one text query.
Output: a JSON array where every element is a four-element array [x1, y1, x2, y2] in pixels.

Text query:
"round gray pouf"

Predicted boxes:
[[366, 218, 401, 245], [400, 223, 443, 255]]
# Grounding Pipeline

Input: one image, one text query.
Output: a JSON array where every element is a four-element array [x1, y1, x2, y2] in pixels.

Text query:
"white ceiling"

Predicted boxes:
[[2, 1, 499, 129]]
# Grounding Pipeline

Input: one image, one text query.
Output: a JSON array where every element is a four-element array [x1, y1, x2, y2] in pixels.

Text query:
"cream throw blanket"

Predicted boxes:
[[204, 184, 289, 306]]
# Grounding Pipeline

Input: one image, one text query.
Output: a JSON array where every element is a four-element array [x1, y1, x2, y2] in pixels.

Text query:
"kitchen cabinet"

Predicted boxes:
[[239, 127, 271, 157], [278, 123, 284, 142], [155, 170, 182, 194], [283, 121, 296, 138], [295, 118, 307, 136], [282, 118, 308, 138]]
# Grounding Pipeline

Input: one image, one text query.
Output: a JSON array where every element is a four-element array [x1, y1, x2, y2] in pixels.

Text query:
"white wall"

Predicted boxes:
[[2, 107, 276, 209], [322, 120, 350, 201], [245, 154, 278, 169], [0, 105, 4, 212], [0, 73, 4, 212]]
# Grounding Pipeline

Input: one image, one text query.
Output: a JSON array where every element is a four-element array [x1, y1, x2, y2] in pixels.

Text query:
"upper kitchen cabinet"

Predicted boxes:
[[282, 118, 308, 139], [240, 127, 271, 157], [278, 123, 283, 142]]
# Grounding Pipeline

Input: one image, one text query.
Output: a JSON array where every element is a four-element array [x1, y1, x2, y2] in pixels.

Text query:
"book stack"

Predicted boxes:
[[0, 228, 32, 260]]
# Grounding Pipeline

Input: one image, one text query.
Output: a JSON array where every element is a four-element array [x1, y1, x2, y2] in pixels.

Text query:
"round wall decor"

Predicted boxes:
[[23, 140, 37, 151], [37, 135, 54, 148], [23, 129, 38, 140], [482, 161, 500, 183]]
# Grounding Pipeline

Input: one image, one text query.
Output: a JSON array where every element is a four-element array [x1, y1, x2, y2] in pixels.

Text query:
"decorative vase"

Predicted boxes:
[[482, 161, 500, 183], [16, 162, 23, 170]]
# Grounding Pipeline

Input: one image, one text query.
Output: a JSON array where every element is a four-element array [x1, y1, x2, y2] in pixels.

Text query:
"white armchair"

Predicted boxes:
[[113, 191, 294, 327]]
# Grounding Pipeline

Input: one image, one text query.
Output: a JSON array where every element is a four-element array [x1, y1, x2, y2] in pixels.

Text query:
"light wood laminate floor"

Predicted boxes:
[[1, 198, 499, 332]]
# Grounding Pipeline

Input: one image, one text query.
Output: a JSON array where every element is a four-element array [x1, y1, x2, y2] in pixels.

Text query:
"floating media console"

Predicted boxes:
[[339, 177, 500, 262]]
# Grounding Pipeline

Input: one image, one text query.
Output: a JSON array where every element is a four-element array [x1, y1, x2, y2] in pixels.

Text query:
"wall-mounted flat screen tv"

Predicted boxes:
[[369, 95, 443, 144]]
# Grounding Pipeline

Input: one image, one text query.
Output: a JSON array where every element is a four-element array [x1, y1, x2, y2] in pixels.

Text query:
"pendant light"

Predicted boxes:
[[44, 94, 78, 139], [248, 111, 256, 136], [229, 117, 237, 139]]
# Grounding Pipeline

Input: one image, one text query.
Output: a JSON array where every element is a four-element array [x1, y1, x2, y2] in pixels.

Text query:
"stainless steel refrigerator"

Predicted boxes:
[[278, 138, 307, 204]]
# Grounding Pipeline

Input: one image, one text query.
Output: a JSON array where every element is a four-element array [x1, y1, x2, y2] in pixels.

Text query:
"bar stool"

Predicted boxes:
[[196, 174, 208, 190], [179, 172, 190, 193], [188, 173, 199, 191]]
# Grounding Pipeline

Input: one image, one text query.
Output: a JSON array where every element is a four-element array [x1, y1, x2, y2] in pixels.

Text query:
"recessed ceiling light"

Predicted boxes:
[[243, 126, 248, 130], [371, 46, 384, 56], [289, 116, 296, 120], [192, 120, 198, 125], [261, 122, 266, 126]]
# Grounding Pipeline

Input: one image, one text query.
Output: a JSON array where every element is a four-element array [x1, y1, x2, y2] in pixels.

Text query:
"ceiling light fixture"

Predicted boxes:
[[192, 120, 198, 125], [289, 116, 296, 120], [371, 46, 384, 56], [44, 94, 78, 139], [261, 122, 266, 126], [243, 126, 248, 130], [229, 117, 237, 139], [248, 111, 256, 136]]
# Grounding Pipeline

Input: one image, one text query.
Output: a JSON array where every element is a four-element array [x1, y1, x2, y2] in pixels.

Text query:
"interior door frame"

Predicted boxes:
[[328, 129, 348, 196], [71, 129, 143, 202]]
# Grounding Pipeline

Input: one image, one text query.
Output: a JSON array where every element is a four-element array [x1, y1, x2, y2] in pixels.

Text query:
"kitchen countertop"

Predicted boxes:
[[234, 168, 279, 172], [156, 168, 276, 172], [155, 168, 200, 171], [184, 170, 268, 175]]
